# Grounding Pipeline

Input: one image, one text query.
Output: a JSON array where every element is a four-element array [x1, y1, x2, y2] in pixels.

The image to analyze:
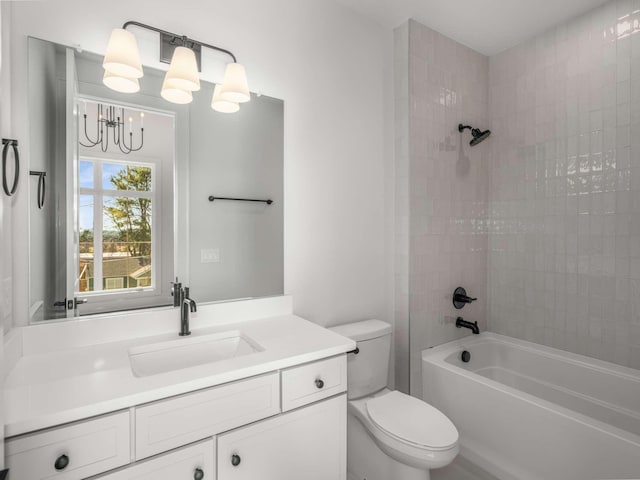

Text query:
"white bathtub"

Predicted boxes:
[[422, 332, 640, 480]]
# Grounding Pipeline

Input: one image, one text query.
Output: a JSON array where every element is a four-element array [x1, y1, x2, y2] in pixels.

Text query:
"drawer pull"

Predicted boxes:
[[231, 454, 241, 466], [193, 467, 204, 480], [315, 378, 325, 389], [54, 454, 69, 471]]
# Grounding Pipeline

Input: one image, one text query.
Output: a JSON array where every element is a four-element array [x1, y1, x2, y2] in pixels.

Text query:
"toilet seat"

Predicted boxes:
[[348, 389, 460, 470], [366, 390, 458, 451]]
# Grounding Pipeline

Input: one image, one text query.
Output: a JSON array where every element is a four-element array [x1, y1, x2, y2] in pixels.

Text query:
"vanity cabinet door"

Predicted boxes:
[[93, 439, 214, 480], [217, 394, 346, 480], [5, 411, 130, 480]]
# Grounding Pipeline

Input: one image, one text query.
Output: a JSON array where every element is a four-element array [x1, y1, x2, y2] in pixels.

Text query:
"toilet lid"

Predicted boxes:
[[366, 391, 459, 450]]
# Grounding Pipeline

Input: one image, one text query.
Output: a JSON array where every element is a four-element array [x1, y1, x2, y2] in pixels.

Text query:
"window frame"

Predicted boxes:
[[76, 155, 161, 305]]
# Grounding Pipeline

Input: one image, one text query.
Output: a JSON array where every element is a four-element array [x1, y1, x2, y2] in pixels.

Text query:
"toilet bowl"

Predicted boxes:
[[330, 320, 459, 480], [350, 389, 459, 471]]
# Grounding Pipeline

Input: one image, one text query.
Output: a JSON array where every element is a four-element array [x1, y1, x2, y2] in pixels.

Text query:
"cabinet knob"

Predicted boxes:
[[315, 378, 324, 389], [193, 467, 204, 480], [54, 454, 69, 471], [231, 454, 241, 467]]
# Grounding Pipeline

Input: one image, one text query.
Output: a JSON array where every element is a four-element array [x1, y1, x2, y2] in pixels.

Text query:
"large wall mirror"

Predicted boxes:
[[27, 37, 284, 322]]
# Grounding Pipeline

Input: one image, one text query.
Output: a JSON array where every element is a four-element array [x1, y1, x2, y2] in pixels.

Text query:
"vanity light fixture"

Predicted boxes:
[[102, 28, 144, 79], [160, 78, 193, 105], [102, 70, 140, 94], [102, 21, 250, 113], [219, 63, 250, 103], [163, 46, 200, 93], [211, 84, 240, 113]]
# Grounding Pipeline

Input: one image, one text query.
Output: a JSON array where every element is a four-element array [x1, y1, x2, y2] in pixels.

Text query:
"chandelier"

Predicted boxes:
[[79, 103, 144, 154]]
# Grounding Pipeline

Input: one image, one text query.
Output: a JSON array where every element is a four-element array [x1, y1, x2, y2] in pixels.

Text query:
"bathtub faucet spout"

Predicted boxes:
[[456, 317, 479, 334]]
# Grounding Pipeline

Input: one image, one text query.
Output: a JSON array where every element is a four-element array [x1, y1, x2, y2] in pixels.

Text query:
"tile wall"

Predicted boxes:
[[488, 0, 640, 368], [407, 21, 490, 395]]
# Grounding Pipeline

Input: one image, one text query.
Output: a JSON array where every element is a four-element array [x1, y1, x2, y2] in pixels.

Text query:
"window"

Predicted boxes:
[[77, 158, 156, 295]]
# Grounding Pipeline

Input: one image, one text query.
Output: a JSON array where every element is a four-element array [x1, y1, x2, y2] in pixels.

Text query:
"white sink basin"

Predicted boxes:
[[129, 331, 263, 377]]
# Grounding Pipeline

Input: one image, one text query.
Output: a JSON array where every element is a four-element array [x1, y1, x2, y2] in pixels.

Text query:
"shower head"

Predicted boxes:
[[470, 128, 491, 146], [458, 124, 491, 146]]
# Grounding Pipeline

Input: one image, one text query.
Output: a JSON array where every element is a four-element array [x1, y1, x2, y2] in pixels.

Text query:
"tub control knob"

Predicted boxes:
[[315, 378, 325, 389], [231, 454, 241, 467], [461, 350, 471, 363], [54, 454, 69, 471], [453, 287, 477, 309]]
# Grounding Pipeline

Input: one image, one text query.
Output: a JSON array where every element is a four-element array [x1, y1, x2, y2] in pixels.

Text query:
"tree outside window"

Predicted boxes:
[[78, 159, 154, 292]]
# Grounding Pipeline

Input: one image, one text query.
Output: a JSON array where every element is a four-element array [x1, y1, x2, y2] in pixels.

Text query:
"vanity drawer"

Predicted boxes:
[[93, 438, 214, 480], [281, 355, 347, 411], [135, 372, 280, 459], [6, 410, 130, 480]]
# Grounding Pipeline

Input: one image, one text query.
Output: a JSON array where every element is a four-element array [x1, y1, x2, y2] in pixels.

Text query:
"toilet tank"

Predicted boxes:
[[329, 320, 392, 399]]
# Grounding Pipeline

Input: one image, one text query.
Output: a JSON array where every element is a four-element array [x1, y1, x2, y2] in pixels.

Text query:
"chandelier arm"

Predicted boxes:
[[128, 128, 144, 152], [99, 104, 108, 149], [115, 113, 121, 146], [122, 20, 238, 63], [80, 115, 99, 146], [118, 111, 132, 154], [117, 119, 129, 154], [117, 136, 131, 155], [98, 104, 105, 143], [102, 125, 108, 153], [120, 108, 130, 152], [79, 118, 98, 148], [80, 103, 103, 147], [118, 127, 132, 155]]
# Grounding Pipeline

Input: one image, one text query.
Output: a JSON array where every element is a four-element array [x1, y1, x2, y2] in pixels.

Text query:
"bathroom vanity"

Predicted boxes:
[[3, 297, 355, 479]]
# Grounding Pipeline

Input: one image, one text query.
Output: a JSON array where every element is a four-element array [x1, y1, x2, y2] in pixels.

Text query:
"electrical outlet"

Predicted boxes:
[[201, 248, 220, 263]]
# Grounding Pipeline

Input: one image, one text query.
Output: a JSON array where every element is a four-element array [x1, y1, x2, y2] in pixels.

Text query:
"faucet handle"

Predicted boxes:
[[170, 277, 182, 307], [453, 287, 477, 309]]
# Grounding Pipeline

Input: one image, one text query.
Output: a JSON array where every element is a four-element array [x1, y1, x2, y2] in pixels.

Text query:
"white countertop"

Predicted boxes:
[[4, 314, 355, 437]]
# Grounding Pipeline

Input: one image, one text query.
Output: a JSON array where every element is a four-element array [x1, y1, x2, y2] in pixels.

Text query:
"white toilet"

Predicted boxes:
[[330, 320, 459, 480]]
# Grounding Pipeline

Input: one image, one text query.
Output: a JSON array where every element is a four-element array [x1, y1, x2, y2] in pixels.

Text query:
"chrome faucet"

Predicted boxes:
[[171, 279, 197, 336], [180, 287, 197, 336]]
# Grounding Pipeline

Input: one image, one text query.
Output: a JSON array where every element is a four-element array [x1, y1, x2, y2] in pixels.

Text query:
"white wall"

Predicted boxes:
[[0, 1, 13, 465], [7, 0, 394, 329], [0, 2, 13, 336]]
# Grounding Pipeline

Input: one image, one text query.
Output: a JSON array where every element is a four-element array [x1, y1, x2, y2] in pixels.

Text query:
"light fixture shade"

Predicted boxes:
[[211, 84, 240, 113], [161, 78, 193, 104], [220, 63, 250, 103], [103, 28, 143, 79], [102, 70, 140, 93], [165, 46, 200, 92]]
